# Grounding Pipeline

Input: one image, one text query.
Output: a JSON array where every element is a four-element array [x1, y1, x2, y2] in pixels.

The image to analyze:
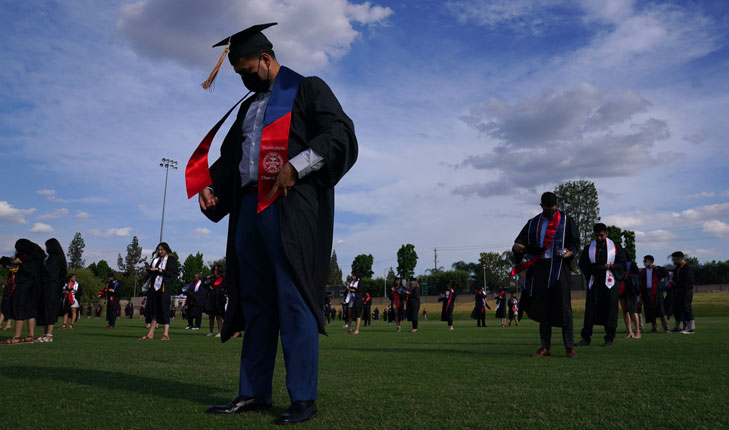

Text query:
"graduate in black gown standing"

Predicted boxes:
[[576, 224, 627, 347], [1, 239, 45, 344], [640, 255, 670, 333], [192, 23, 357, 424], [405, 279, 420, 333], [36, 238, 67, 343], [140, 243, 178, 341], [619, 260, 641, 339], [512, 192, 579, 358], [104, 273, 122, 328], [439, 284, 457, 331]]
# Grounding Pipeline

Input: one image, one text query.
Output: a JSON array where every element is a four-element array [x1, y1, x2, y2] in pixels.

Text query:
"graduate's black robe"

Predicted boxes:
[[579, 241, 626, 328], [38, 254, 64, 326], [621, 262, 640, 314], [513, 214, 579, 327], [439, 290, 457, 321], [11, 258, 42, 321], [470, 291, 489, 319], [105, 281, 121, 322], [186, 282, 207, 318], [202, 75, 358, 342], [640, 266, 669, 323], [406, 286, 420, 321]]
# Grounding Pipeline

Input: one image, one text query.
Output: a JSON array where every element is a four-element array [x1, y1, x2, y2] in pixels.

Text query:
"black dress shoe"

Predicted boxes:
[[274, 401, 317, 425], [575, 339, 590, 347], [205, 395, 271, 414], [601, 340, 614, 347]]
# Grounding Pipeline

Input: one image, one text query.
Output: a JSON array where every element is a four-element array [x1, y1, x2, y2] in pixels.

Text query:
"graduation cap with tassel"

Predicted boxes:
[[201, 22, 277, 90]]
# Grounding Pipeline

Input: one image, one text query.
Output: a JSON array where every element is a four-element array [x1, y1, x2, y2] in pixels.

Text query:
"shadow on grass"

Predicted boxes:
[[0, 365, 229, 405], [328, 346, 527, 356]]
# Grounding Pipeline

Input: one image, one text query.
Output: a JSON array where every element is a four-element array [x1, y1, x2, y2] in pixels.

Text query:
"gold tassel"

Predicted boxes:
[[201, 38, 231, 91]]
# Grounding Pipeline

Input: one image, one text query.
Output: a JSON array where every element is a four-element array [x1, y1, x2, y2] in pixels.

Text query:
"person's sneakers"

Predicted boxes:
[[531, 348, 551, 358], [185, 326, 192, 330], [575, 339, 590, 347], [206, 332, 215, 337], [214, 333, 221, 338], [191, 327, 200, 331], [669, 328, 683, 334], [274, 401, 317, 425], [565, 348, 577, 358], [205, 395, 272, 414], [601, 340, 614, 347], [681, 329, 695, 335]]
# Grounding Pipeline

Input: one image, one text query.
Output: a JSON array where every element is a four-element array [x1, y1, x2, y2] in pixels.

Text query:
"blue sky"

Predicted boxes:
[[1, 0, 728, 277]]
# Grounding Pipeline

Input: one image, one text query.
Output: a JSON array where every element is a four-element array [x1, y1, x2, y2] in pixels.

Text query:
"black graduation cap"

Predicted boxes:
[[201, 22, 277, 90]]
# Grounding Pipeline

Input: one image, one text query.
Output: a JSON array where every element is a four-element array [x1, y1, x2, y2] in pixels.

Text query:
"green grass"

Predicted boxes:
[[1, 293, 728, 430]]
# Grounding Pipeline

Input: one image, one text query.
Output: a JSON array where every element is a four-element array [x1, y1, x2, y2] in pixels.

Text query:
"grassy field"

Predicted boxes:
[[1, 293, 727, 430]]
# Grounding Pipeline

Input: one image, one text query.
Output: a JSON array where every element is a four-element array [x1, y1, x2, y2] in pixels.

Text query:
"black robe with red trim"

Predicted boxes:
[[202, 74, 358, 342]]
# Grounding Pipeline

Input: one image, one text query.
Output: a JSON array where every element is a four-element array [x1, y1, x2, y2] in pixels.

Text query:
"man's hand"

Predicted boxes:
[[199, 188, 219, 211], [605, 263, 614, 270], [561, 249, 573, 258], [513, 243, 526, 253], [11, 258, 21, 265], [268, 162, 297, 201]]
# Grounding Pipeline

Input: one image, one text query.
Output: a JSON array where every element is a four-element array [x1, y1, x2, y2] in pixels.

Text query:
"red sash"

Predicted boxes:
[[511, 211, 561, 276]]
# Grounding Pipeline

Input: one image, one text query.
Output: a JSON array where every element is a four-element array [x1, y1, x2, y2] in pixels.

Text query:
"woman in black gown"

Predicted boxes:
[[36, 238, 67, 343], [1, 239, 45, 344], [139, 242, 178, 341], [204, 264, 225, 337]]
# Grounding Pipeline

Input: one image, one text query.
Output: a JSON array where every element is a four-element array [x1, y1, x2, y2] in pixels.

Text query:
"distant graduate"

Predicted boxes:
[[405, 279, 420, 332], [640, 255, 670, 332], [438, 284, 457, 330], [576, 223, 627, 347], [104, 273, 122, 328], [470, 287, 490, 327], [669, 251, 695, 334], [36, 238, 67, 342]]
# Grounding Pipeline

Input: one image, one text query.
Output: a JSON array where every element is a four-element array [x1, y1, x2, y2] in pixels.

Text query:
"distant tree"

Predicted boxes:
[[397, 244, 418, 280], [327, 250, 344, 286], [607, 226, 637, 262], [451, 261, 478, 279], [351, 254, 374, 279], [386, 267, 396, 280], [478, 251, 511, 290], [181, 252, 207, 286], [67, 232, 86, 270], [88, 259, 112, 278], [207, 258, 226, 273], [554, 180, 600, 250], [117, 236, 147, 294], [74, 267, 105, 302]]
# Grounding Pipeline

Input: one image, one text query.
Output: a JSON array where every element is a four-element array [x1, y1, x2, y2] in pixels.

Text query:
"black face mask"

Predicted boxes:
[[241, 58, 270, 93], [543, 209, 556, 219]]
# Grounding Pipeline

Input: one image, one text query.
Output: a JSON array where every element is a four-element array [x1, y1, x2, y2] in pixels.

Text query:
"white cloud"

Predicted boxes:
[[685, 191, 715, 199], [0, 201, 36, 224], [634, 229, 676, 245], [603, 203, 729, 230], [29, 222, 54, 233], [36, 207, 70, 220], [445, 0, 567, 35], [192, 227, 211, 238], [702, 220, 729, 240], [90, 227, 133, 238], [76, 211, 90, 219], [117, 0, 393, 73], [36, 188, 66, 203], [456, 84, 677, 197]]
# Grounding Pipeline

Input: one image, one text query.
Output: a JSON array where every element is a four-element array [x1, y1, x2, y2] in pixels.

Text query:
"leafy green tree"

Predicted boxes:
[[351, 254, 374, 279], [74, 267, 105, 303], [181, 252, 207, 286], [327, 250, 344, 286], [117, 236, 147, 296], [88, 259, 112, 278], [478, 251, 511, 289], [554, 180, 600, 250], [451, 261, 478, 279], [67, 232, 86, 270], [607, 226, 637, 262], [397, 244, 418, 280]]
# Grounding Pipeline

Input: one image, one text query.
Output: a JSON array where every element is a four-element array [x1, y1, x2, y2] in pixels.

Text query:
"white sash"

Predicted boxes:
[[588, 238, 616, 289], [345, 279, 359, 304], [151, 255, 168, 291]]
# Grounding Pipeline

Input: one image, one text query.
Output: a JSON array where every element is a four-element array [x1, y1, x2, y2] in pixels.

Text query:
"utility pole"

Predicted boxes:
[[433, 248, 438, 273], [159, 158, 178, 243]]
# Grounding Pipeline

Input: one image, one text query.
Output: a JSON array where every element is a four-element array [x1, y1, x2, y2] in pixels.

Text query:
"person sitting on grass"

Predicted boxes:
[[139, 242, 178, 341]]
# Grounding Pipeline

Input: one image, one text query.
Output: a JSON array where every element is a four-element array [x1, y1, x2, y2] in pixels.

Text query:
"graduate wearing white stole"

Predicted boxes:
[[577, 224, 627, 347]]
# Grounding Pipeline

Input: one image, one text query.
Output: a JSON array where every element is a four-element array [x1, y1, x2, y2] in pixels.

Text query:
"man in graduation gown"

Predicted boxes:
[[512, 192, 579, 358], [193, 23, 357, 425], [576, 224, 627, 347], [640, 255, 670, 333], [669, 251, 695, 334], [104, 273, 122, 328], [184, 273, 206, 330]]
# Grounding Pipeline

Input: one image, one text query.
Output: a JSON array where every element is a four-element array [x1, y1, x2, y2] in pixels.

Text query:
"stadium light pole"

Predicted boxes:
[[159, 158, 178, 243]]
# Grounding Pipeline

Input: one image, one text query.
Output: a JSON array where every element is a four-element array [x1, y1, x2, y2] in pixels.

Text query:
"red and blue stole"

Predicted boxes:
[[257, 66, 303, 213], [185, 66, 304, 213], [512, 211, 566, 293]]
